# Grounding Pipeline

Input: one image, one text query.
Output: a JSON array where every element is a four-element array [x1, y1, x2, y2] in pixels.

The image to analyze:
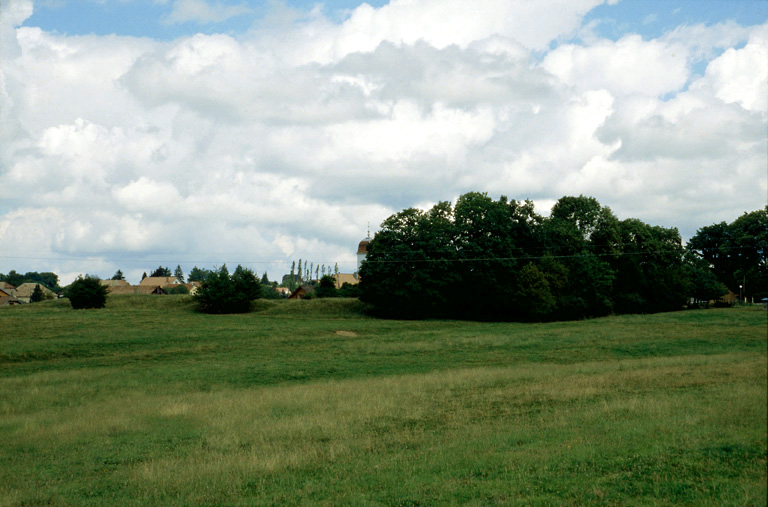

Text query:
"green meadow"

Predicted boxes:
[[1, 297, 765, 505]]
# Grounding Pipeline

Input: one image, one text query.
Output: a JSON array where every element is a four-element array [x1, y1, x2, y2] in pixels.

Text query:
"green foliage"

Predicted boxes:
[[174, 265, 185, 283], [315, 275, 338, 298], [188, 266, 212, 283], [193, 264, 261, 314], [338, 282, 360, 298], [361, 193, 701, 321], [110, 269, 125, 281], [150, 266, 172, 278], [688, 208, 768, 300], [166, 285, 189, 295], [29, 284, 45, 303], [260, 284, 284, 299], [0, 270, 59, 291], [66, 275, 108, 309], [684, 252, 729, 306]]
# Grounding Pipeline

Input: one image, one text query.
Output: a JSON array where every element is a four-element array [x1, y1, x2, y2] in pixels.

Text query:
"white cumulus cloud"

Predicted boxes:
[[0, 1, 765, 284]]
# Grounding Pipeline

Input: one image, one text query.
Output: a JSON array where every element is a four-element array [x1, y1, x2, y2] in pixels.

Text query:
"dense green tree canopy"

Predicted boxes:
[[193, 265, 261, 314], [67, 276, 108, 310], [688, 207, 768, 300], [188, 266, 212, 283], [315, 275, 338, 298], [360, 193, 707, 321], [150, 266, 172, 278]]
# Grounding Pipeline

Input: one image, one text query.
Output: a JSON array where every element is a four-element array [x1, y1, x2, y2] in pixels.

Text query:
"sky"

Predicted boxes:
[[1, 0, 766, 285]]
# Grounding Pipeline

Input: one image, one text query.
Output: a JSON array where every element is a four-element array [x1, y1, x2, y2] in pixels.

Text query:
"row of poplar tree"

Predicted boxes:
[[358, 193, 767, 321]]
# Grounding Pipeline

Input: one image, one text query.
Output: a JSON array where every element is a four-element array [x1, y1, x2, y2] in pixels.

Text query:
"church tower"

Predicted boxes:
[[356, 226, 371, 273]]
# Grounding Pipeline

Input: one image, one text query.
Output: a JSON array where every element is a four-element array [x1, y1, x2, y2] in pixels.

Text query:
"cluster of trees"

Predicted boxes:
[[109, 264, 284, 300], [193, 264, 261, 314], [283, 260, 340, 291], [0, 270, 60, 292], [297, 274, 359, 299], [688, 210, 768, 302], [359, 193, 766, 321]]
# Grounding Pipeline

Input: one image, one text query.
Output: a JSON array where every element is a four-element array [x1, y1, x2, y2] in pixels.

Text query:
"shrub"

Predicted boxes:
[[338, 282, 360, 298], [193, 265, 261, 314], [166, 285, 189, 295], [315, 275, 338, 298], [67, 275, 108, 309], [261, 285, 284, 299]]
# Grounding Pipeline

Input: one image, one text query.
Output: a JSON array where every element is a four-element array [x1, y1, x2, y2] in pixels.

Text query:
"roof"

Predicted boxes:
[[14, 283, 56, 298], [357, 239, 370, 254], [100, 279, 130, 287], [0, 296, 21, 306], [139, 276, 181, 287], [0, 282, 16, 290], [288, 285, 315, 299], [0, 288, 10, 298], [334, 273, 359, 288]]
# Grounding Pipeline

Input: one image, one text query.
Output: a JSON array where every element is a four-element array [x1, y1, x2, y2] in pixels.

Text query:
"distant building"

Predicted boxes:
[[100, 279, 130, 288], [0, 282, 16, 294], [0, 296, 21, 306], [14, 283, 56, 303], [357, 236, 370, 272], [288, 285, 315, 299], [334, 273, 359, 289], [139, 276, 182, 287], [107, 285, 167, 295], [275, 287, 292, 296]]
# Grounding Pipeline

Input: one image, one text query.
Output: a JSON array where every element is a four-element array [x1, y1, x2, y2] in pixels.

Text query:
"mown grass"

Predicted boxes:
[[0, 296, 765, 505]]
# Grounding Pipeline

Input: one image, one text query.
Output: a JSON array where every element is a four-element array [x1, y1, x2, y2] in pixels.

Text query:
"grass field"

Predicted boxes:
[[1, 296, 765, 505]]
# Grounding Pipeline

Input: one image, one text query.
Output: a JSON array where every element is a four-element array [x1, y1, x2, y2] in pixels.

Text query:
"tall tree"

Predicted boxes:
[[188, 266, 211, 282], [688, 207, 768, 300], [174, 265, 185, 283], [111, 270, 125, 281], [612, 218, 687, 313], [683, 251, 728, 306], [30, 284, 45, 303]]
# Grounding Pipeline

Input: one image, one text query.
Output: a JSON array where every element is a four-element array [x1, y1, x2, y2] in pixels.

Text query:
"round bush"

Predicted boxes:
[[67, 275, 108, 309]]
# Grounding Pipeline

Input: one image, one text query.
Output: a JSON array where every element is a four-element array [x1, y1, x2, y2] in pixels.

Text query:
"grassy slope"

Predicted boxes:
[[0, 297, 765, 505]]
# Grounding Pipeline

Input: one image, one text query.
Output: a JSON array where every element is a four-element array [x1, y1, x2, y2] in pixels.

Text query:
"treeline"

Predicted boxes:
[[143, 265, 285, 300], [358, 193, 767, 321], [283, 260, 340, 291], [0, 271, 60, 291]]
